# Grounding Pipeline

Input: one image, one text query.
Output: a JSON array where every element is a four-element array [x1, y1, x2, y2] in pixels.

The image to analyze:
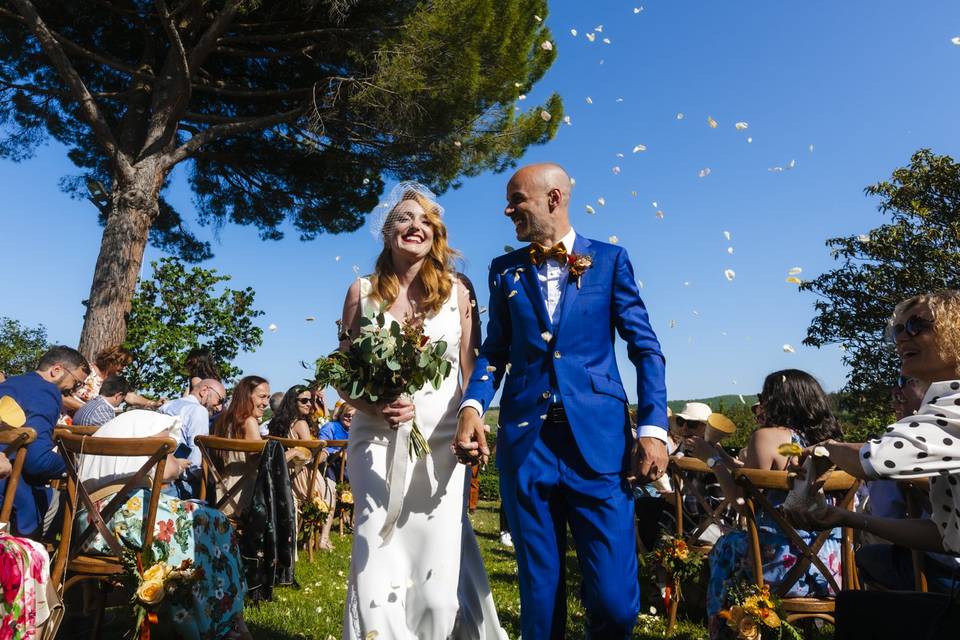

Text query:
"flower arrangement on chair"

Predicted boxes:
[[718, 583, 802, 640], [643, 534, 705, 613], [122, 549, 200, 640], [298, 495, 331, 547]]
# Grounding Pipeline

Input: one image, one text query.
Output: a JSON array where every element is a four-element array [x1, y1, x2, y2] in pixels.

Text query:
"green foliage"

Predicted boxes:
[[0, 0, 561, 257], [123, 258, 263, 396], [803, 149, 960, 423], [0, 316, 50, 376]]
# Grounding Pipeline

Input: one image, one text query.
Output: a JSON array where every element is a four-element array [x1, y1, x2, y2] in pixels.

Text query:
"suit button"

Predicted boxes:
[[542, 391, 551, 399], [554, 351, 561, 359]]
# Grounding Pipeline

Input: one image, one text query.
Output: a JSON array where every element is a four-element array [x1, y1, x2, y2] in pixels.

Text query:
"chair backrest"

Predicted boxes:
[[668, 455, 736, 547], [66, 425, 100, 436], [50, 429, 176, 585], [0, 426, 37, 525], [899, 477, 931, 592], [734, 467, 861, 598], [194, 435, 266, 515], [265, 435, 328, 500]]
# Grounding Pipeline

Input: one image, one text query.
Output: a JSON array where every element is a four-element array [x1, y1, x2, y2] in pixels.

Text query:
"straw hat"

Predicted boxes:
[[675, 402, 711, 423], [0, 396, 26, 428]]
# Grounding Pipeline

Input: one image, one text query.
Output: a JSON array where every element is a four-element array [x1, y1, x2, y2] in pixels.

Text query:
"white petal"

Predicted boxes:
[[486, 365, 497, 372], [683, 281, 691, 286], [788, 267, 803, 275], [585, 96, 593, 104], [540, 110, 552, 121], [352, 264, 360, 275], [480, 375, 489, 381], [585, 32, 596, 42], [597, 197, 606, 206], [541, 331, 553, 342], [540, 40, 553, 51], [858, 234, 870, 243], [652, 201, 658, 208], [738, 394, 745, 404], [747, 136, 753, 143], [727, 246, 734, 254], [514, 82, 522, 88], [707, 116, 718, 128], [637, 279, 644, 289], [585, 204, 596, 214], [508, 290, 518, 298], [698, 167, 711, 178], [782, 344, 796, 353], [268, 323, 278, 332], [534, 15, 542, 22], [518, 94, 527, 101], [505, 363, 512, 374], [612, 165, 621, 175], [724, 269, 735, 281], [570, 28, 578, 37], [632, 144, 647, 153], [630, 191, 638, 197], [518, 421, 529, 427], [634, 7, 645, 14], [952, 36, 960, 45], [723, 230, 731, 240], [474, 348, 480, 356], [676, 112, 684, 119], [608, 235, 619, 244], [655, 210, 664, 220], [809, 144, 815, 153], [615, 152, 624, 158], [594, 25, 604, 32], [735, 121, 749, 130], [669, 319, 677, 328], [602, 37, 611, 44], [513, 271, 521, 282], [788, 159, 796, 169], [562, 115, 572, 125], [335, 255, 341, 261]]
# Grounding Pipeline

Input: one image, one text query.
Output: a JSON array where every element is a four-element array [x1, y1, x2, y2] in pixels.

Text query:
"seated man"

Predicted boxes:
[[158, 378, 225, 498], [0, 346, 90, 538], [72, 375, 129, 427]]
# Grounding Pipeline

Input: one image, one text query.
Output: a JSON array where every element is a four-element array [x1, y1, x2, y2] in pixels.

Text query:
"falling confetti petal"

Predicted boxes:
[[788, 159, 796, 169], [602, 37, 611, 44], [630, 191, 638, 197], [783, 344, 796, 353], [585, 32, 596, 42], [540, 110, 552, 121], [609, 235, 619, 244], [724, 269, 736, 281], [562, 115, 572, 125], [735, 121, 749, 130], [809, 144, 815, 153], [707, 116, 718, 128], [508, 290, 518, 298], [517, 94, 526, 101], [363, 177, 370, 184], [858, 234, 870, 243], [634, 7, 644, 13], [305, 316, 316, 322], [585, 204, 596, 214], [486, 365, 497, 372], [952, 36, 960, 45], [597, 197, 606, 206], [268, 323, 278, 332], [637, 279, 644, 289], [747, 137, 753, 143], [652, 201, 658, 208], [514, 82, 522, 88], [352, 265, 360, 275], [683, 281, 691, 287], [788, 267, 803, 275], [785, 277, 802, 285], [534, 15, 542, 22], [594, 24, 604, 32], [612, 166, 621, 175], [727, 246, 734, 254], [738, 394, 746, 404], [504, 244, 515, 252], [585, 96, 593, 104], [676, 112, 684, 120], [335, 256, 341, 261], [540, 40, 553, 51], [570, 28, 578, 36], [723, 230, 731, 240], [632, 144, 647, 153], [615, 152, 624, 158], [698, 168, 711, 178], [655, 210, 664, 220], [541, 331, 553, 342], [518, 421, 529, 427], [669, 320, 677, 328]]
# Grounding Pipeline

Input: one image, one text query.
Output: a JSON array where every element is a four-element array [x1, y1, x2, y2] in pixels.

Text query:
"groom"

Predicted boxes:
[[455, 163, 668, 639]]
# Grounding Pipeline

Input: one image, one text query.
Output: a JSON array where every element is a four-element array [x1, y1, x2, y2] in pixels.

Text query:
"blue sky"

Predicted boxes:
[[3, 1, 960, 403]]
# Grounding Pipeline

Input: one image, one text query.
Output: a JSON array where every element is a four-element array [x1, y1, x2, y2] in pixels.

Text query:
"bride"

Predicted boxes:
[[338, 183, 506, 639]]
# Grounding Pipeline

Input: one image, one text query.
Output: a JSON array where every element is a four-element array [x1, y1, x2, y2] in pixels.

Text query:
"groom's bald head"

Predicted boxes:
[[505, 162, 573, 244]]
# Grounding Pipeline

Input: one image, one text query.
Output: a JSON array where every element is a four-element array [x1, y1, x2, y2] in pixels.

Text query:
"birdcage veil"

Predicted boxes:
[[369, 181, 445, 241]]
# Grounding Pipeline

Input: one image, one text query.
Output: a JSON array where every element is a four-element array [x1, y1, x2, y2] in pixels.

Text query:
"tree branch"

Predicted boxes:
[[138, 0, 191, 158], [162, 104, 307, 168], [190, 81, 314, 100], [187, 0, 240, 70], [7, 0, 133, 177], [217, 25, 401, 44]]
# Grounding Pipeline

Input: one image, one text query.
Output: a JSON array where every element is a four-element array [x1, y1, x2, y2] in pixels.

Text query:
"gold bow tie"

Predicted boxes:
[[529, 242, 568, 266]]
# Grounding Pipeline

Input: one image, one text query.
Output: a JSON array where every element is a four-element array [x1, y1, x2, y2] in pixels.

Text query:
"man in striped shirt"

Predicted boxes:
[[72, 376, 129, 427]]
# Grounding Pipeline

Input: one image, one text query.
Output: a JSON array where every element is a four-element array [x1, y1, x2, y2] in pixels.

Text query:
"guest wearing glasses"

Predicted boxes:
[[158, 378, 227, 498], [0, 346, 89, 538]]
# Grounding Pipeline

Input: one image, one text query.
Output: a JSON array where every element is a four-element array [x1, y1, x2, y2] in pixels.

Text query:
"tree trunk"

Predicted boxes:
[[77, 165, 162, 361]]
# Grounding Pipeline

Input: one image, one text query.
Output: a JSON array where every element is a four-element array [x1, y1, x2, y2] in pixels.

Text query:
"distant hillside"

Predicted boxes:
[[668, 394, 758, 412]]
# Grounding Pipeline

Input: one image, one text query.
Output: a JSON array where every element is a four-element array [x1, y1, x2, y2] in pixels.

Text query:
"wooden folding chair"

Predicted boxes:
[[734, 467, 861, 624], [900, 477, 931, 592], [321, 440, 350, 535], [0, 426, 37, 527], [265, 435, 328, 560], [195, 435, 265, 520], [49, 429, 175, 639], [66, 425, 100, 436], [669, 455, 737, 553]]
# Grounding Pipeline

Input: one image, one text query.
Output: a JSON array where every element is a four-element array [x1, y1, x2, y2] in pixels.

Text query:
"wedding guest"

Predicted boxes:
[[72, 375, 129, 427], [259, 391, 285, 436], [792, 290, 960, 591], [0, 346, 89, 537], [210, 376, 270, 515], [62, 345, 159, 415], [318, 400, 353, 482], [183, 346, 221, 395], [686, 369, 844, 638], [158, 378, 226, 498], [269, 386, 338, 550], [77, 410, 250, 639]]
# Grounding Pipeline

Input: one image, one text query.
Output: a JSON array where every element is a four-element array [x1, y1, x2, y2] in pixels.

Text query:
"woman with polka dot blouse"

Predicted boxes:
[[792, 290, 960, 557]]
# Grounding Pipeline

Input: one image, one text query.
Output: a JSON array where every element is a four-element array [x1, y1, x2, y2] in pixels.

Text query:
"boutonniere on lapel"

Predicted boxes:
[[566, 253, 593, 288]]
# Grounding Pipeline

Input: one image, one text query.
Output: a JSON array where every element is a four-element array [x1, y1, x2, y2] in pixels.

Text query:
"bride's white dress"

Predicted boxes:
[[343, 277, 507, 640]]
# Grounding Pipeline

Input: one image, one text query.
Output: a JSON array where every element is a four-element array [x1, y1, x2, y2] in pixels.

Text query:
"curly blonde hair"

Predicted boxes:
[[371, 189, 460, 318], [95, 345, 133, 375], [889, 289, 960, 375]]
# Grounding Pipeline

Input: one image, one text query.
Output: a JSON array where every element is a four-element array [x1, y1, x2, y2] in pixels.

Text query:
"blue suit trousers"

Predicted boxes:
[[499, 408, 640, 639]]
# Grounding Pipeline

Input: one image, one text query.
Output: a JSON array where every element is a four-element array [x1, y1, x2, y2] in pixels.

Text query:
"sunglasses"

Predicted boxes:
[[62, 367, 88, 392], [889, 315, 933, 341], [675, 416, 704, 428], [297, 397, 313, 405]]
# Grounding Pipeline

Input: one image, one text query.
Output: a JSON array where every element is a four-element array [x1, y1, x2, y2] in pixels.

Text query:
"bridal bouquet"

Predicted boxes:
[[313, 304, 452, 459]]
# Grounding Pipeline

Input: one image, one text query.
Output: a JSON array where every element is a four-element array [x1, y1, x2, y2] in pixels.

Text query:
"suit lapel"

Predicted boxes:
[[553, 235, 591, 338], [518, 252, 552, 331]]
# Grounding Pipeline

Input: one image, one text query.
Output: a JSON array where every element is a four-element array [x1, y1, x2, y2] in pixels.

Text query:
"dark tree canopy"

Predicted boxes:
[[802, 149, 960, 424], [0, 0, 561, 356]]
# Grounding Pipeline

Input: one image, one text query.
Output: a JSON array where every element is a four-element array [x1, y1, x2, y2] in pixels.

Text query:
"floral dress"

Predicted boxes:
[[80, 490, 246, 639], [706, 433, 843, 618], [0, 534, 51, 640]]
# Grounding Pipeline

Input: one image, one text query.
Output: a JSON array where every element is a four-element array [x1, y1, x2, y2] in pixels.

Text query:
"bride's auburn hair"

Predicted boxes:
[[371, 189, 460, 318]]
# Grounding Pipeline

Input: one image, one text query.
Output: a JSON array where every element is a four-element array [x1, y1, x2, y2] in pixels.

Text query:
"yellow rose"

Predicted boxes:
[[136, 579, 166, 606], [142, 563, 170, 583], [340, 491, 354, 504], [760, 608, 781, 628], [737, 616, 760, 640]]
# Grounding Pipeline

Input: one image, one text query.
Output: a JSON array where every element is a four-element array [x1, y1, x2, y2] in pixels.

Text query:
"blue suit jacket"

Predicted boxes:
[[0, 372, 64, 536], [464, 235, 668, 474]]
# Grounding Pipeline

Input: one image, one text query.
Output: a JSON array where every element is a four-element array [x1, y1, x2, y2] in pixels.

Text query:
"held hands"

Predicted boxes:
[[631, 436, 668, 484], [379, 397, 415, 430], [452, 407, 490, 466]]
